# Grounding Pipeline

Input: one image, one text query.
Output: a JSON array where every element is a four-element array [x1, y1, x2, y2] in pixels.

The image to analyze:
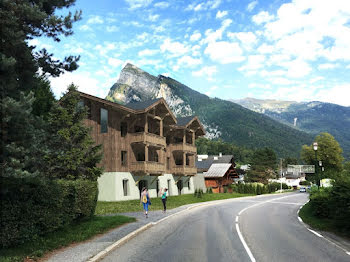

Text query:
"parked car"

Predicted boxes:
[[299, 187, 306, 192]]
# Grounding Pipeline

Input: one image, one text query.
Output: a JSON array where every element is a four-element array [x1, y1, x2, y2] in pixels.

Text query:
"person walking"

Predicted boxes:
[[140, 187, 150, 218], [161, 188, 168, 213]]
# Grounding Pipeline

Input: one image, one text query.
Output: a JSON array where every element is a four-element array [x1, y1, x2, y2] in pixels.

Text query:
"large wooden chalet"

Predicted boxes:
[[79, 91, 205, 201]]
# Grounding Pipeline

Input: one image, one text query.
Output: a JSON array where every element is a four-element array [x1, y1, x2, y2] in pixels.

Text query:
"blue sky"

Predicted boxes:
[[31, 0, 350, 106]]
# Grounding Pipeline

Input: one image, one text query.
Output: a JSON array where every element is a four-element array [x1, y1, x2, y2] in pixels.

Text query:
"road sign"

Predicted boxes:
[[287, 165, 315, 174]]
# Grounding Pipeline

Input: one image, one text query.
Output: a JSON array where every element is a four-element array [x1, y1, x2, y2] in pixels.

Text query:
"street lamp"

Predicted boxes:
[[313, 142, 319, 186]]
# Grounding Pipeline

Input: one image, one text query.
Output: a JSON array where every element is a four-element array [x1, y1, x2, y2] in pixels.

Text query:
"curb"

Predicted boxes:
[[87, 193, 292, 261], [297, 200, 350, 256]]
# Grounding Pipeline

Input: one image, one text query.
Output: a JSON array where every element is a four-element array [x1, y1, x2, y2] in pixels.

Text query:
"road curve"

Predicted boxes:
[[100, 193, 349, 262]]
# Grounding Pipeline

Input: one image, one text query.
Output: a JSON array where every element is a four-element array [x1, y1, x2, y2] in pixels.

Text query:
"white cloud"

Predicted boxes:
[[108, 58, 123, 67], [205, 41, 245, 64], [148, 14, 160, 22], [186, 0, 221, 11], [50, 71, 108, 99], [202, 18, 232, 44], [252, 11, 275, 25], [95, 42, 117, 56], [247, 1, 258, 12], [192, 66, 217, 80], [138, 49, 159, 56], [190, 31, 202, 42], [205, 85, 220, 96], [257, 43, 274, 54], [125, 0, 152, 9], [160, 38, 189, 57], [106, 25, 118, 32], [228, 32, 257, 50], [285, 59, 312, 78], [239, 55, 265, 71], [216, 10, 228, 19], [177, 55, 202, 67], [154, 2, 169, 8], [87, 16, 104, 24], [318, 63, 339, 70], [79, 25, 92, 31], [316, 84, 350, 106], [191, 45, 201, 56]]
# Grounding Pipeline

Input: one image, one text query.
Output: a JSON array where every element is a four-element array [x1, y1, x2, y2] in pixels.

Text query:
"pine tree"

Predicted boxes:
[[1, 92, 48, 178], [0, 0, 81, 100], [45, 85, 103, 180]]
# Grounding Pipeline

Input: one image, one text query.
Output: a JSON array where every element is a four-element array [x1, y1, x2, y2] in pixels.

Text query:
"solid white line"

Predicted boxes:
[[308, 229, 323, 238], [346, 251, 350, 256], [235, 216, 239, 223], [298, 217, 303, 223], [236, 223, 256, 262]]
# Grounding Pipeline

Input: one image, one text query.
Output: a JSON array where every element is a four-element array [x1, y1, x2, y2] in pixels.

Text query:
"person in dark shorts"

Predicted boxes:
[[161, 188, 168, 213]]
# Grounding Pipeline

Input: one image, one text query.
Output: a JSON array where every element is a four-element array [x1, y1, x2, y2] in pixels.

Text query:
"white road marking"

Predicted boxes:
[[235, 194, 300, 262], [308, 229, 323, 238], [298, 217, 303, 223], [236, 223, 256, 262]]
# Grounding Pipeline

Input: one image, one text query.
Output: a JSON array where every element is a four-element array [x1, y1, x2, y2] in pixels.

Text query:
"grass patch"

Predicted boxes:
[[96, 193, 253, 215], [299, 202, 338, 233], [0, 215, 135, 262]]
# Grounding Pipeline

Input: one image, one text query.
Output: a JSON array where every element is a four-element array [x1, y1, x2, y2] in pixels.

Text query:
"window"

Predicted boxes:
[[121, 122, 127, 137], [167, 157, 170, 170], [123, 179, 129, 196], [100, 108, 108, 133], [186, 155, 190, 166], [121, 151, 127, 166]]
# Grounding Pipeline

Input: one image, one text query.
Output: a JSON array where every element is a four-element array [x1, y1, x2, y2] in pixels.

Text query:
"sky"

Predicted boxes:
[[31, 0, 350, 106]]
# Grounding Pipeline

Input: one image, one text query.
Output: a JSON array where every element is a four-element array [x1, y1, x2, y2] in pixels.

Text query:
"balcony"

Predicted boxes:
[[171, 165, 197, 176], [168, 143, 196, 153], [130, 161, 165, 175], [129, 132, 166, 148]]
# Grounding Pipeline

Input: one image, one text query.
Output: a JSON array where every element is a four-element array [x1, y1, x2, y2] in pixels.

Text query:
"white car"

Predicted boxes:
[[299, 187, 306, 192]]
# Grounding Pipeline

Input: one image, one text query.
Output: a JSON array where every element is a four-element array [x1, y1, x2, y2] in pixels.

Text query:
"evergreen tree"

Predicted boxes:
[[1, 92, 48, 178], [45, 85, 103, 180], [246, 148, 277, 184], [0, 0, 81, 100]]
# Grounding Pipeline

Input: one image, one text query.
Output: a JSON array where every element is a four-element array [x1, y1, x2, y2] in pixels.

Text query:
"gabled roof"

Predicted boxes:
[[174, 116, 205, 136], [196, 155, 234, 170], [125, 98, 162, 110], [176, 116, 196, 127], [204, 163, 232, 178]]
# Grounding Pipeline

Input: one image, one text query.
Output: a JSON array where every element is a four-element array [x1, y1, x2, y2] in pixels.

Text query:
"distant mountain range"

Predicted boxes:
[[105, 63, 316, 158], [233, 98, 350, 158]]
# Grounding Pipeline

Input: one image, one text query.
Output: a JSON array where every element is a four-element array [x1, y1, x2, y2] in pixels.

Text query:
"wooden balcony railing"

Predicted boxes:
[[168, 143, 196, 153], [171, 165, 197, 176], [130, 161, 165, 174], [129, 132, 166, 147]]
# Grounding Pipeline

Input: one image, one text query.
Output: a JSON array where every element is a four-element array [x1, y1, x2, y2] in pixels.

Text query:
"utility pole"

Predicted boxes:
[[280, 158, 283, 192]]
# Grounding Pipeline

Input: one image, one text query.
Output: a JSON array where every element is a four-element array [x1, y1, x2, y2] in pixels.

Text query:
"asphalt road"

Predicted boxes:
[[101, 193, 350, 262]]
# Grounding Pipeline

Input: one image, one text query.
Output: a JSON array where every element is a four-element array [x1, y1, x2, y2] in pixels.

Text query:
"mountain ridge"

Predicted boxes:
[[106, 64, 315, 158]]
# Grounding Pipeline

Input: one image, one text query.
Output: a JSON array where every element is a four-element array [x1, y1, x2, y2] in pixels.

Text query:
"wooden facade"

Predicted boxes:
[[79, 91, 205, 177], [205, 164, 238, 193]]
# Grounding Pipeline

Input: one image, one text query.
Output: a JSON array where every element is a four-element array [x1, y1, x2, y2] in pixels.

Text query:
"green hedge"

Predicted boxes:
[[309, 175, 350, 234], [230, 182, 288, 195], [0, 177, 98, 248]]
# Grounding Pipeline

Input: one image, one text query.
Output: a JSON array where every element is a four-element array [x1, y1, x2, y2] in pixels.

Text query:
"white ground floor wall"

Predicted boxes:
[[98, 172, 206, 201]]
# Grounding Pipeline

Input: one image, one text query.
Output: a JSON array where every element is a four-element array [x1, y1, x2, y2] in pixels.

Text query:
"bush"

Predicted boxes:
[[300, 180, 311, 186], [309, 188, 332, 218], [0, 177, 98, 248], [329, 176, 350, 233], [207, 187, 213, 194]]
